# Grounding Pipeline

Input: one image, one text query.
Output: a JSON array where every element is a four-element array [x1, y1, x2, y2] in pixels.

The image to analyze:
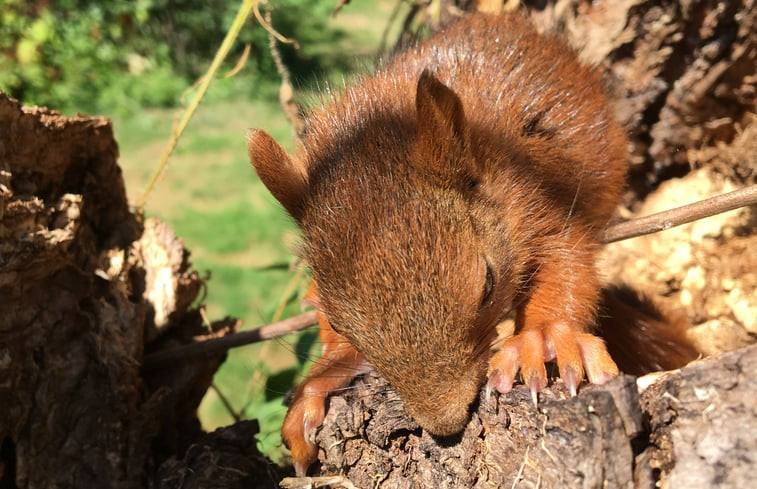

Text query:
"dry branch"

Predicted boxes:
[[143, 310, 318, 368], [602, 184, 757, 243]]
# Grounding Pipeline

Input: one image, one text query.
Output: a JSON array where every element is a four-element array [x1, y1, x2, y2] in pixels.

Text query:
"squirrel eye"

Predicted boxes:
[[481, 257, 495, 306]]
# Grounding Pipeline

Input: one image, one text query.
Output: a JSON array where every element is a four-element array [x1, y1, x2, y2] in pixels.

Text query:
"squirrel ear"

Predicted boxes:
[[414, 70, 474, 185], [247, 129, 308, 220], [415, 70, 467, 143]]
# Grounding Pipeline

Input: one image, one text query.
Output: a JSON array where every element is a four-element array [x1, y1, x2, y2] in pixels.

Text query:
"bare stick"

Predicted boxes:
[[142, 310, 318, 368], [377, 0, 405, 59], [265, 1, 306, 139], [602, 184, 757, 244], [136, 0, 257, 212]]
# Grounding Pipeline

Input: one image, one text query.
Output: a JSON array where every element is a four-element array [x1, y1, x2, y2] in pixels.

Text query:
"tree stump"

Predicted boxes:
[[0, 94, 281, 488]]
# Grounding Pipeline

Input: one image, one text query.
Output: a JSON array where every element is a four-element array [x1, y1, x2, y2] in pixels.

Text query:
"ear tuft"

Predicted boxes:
[[247, 129, 308, 220]]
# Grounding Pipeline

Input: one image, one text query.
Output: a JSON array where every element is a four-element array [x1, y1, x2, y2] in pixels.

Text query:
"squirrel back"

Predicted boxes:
[[301, 14, 627, 227]]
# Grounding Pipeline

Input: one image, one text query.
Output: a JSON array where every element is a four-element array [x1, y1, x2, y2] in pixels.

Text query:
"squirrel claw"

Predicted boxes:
[[576, 332, 619, 384], [529, 378, 540, 406], [487, 336, 522, 395], [486, 368, 514, 398], [303, 414, 320, 446], [488, 325, 618, 398], [562, 366, 579, 397]]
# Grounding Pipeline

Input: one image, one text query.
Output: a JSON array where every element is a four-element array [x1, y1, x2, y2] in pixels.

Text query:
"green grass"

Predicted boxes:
[[114, 91, 309, 460], [113, 0, 409, 464]]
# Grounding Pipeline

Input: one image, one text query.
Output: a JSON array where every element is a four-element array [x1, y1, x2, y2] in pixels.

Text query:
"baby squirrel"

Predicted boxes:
[[248, 12, 698, 475]]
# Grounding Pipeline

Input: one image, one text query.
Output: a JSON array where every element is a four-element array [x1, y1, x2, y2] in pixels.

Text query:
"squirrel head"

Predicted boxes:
[[249, 71, 517, 435]]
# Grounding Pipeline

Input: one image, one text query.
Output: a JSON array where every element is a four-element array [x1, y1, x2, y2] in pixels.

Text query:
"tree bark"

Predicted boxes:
[[305, 345, 757, 489], [0, 94, 280, 488]]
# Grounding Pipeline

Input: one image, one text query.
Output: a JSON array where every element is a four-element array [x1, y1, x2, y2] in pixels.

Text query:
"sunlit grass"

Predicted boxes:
[[113, 84, 311, 459]]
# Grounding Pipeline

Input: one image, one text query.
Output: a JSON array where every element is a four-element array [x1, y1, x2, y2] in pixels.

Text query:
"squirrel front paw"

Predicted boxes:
[[281, 286, 369, 475], [282, 391, 327, 476], [487, 322, 619, 402]]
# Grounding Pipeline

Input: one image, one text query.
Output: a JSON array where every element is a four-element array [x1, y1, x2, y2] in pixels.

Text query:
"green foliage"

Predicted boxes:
[[0, 0, 350, 115]]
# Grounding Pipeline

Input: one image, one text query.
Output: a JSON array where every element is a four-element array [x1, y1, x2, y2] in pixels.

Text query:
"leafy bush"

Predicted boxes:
[[0, 0, 348, 115]]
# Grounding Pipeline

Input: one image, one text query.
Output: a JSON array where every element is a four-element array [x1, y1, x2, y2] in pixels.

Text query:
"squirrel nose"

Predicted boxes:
[[400, 376, 481, 437], [413, 404, 471, 437]]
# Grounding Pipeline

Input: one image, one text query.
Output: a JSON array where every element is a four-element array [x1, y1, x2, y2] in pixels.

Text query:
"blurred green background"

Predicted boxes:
[[1, 0, 410, 462]]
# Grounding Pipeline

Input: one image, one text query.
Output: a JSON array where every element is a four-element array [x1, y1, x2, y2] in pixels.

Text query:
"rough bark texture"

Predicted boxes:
[[640, 345, 756, 488], [0, 94, 281, 488], [305, 345, 757, 489]]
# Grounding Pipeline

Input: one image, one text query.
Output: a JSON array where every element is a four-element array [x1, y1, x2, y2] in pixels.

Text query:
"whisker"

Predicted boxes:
[[561, 165, 585, 233]]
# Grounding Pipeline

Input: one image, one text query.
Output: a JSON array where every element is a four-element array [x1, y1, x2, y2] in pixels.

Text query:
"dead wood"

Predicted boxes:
[[296, 345, 757, 489], [523, 0, 756, 196], [0, 93, 280, 488], [640, 345, 757, 488]]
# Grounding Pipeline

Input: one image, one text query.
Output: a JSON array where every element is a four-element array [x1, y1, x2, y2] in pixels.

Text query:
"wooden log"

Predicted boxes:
[[290, 345, 757, 488]]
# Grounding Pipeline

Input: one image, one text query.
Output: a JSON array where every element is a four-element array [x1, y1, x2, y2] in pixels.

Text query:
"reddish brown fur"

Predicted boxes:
[[300, 11, 625, 424], [248, 13, 694, 475], [598, 285, 699, 375]]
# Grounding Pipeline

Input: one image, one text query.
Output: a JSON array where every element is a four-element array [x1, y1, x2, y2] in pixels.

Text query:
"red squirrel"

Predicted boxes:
[[248, 12, 698, 475]]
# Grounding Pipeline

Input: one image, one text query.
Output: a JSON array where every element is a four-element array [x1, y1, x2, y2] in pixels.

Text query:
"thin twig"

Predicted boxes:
[[272, 261, 307, 322], [377, 0, 406, 59], [223, 42, 251, 78], [142, 310, 317, 368], [601, 184, 757, 244], [252, 0, 300, 49], [210, 383, 243, 422], [398, 1, 423, 47], [332, 0, 352, 17], [243, 261, 306, 409], [265, 0, 306, 138], [136, 0, 257, 212]]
